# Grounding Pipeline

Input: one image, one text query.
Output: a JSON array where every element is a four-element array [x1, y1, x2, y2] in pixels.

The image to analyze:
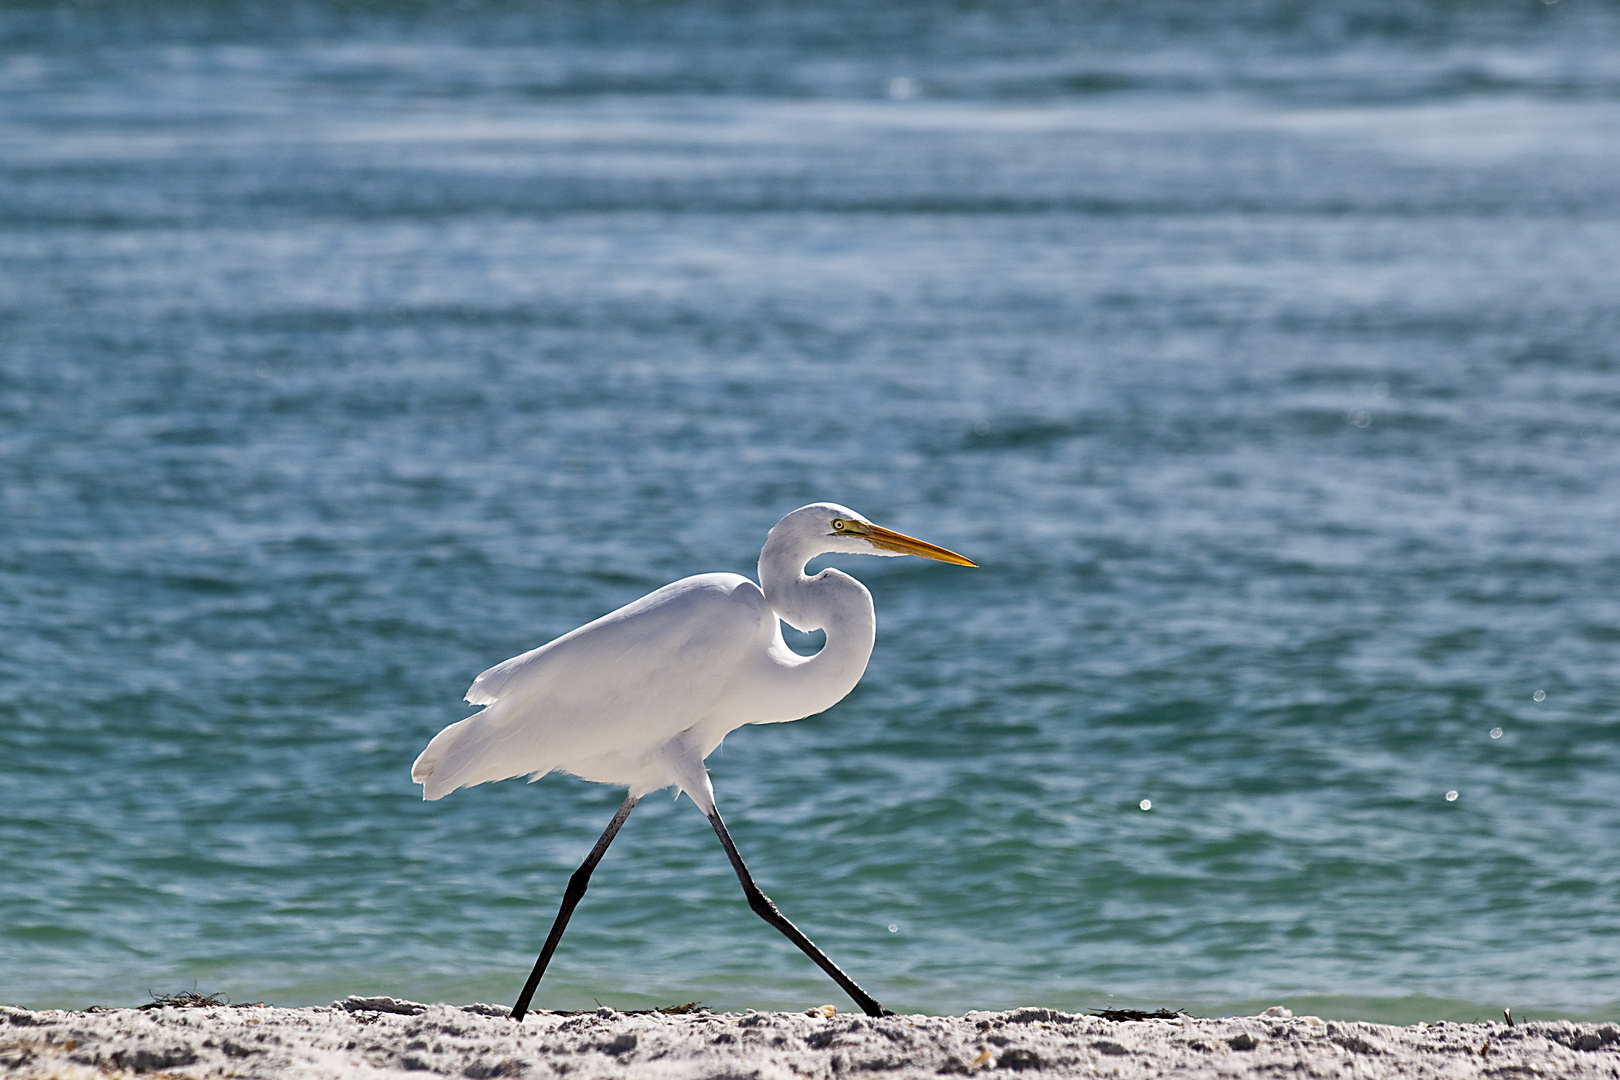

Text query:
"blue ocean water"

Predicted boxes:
[[2, 0, 1618, 1023]]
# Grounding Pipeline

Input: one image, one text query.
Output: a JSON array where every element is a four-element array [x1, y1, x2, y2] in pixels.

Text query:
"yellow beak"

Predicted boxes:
[[863, 523, 977, 567]]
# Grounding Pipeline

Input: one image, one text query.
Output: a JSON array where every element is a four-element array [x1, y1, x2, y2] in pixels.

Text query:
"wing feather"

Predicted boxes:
[[412, 573, 771, 800]]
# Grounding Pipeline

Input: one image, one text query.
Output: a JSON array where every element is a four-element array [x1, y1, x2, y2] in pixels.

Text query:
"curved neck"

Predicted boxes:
[[755, 529, 877, 718]]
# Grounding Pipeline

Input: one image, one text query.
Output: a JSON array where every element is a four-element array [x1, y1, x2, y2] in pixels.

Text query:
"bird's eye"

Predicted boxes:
[[831, 519, 846, 531]]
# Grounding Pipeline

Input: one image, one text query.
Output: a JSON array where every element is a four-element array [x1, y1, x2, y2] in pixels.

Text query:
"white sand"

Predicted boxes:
[[3, 998, 1616, 1079]]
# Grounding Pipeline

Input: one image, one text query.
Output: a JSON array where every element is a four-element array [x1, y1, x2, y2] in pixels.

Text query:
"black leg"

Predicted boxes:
[[706, 807, 892, 1018], [511, 794, 640, 1021]]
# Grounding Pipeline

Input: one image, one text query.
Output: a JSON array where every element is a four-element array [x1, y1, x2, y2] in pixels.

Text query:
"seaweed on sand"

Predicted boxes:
[[1091, 1008, 1190, 1022], [138, 991, 264, 1010]]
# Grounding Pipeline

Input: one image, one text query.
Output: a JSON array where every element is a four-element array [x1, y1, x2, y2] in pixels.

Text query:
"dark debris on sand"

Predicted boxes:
[[1090, 1008, 1189, 1022], [138, 991, 264, 1011]]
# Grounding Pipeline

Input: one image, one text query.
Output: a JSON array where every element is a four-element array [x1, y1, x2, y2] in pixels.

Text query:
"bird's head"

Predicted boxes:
[[771, 503, 977, 566]]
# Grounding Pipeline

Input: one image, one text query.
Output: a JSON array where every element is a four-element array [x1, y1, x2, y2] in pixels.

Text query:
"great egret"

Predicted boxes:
[[412, 503, 975, 1020]]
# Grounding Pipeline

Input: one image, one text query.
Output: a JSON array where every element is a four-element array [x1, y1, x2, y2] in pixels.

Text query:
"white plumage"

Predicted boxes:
[[413, 502, 972, 811], [410, 501, 974, 1020]]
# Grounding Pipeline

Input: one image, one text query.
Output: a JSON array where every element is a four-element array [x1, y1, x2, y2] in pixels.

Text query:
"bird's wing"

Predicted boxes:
[[413, 573, 772, 800]]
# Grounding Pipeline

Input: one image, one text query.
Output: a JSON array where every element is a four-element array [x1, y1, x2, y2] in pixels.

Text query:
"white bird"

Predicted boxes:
[[412, 503, 974, 1020]]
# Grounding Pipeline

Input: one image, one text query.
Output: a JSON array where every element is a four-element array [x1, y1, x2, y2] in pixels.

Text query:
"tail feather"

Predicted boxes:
[[410, 717, 466, 801], [412, 712, 550, 801]]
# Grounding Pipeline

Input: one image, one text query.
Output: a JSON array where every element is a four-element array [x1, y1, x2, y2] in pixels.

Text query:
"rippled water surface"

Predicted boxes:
[[3, 0, 1619, 1022]]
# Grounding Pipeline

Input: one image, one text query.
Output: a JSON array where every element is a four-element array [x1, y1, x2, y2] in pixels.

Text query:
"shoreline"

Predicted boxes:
[[3, 997, 1617, 1078]]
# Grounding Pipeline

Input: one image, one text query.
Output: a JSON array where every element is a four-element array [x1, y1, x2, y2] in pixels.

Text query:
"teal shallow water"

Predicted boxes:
[[2, 0, 1618, 1023]]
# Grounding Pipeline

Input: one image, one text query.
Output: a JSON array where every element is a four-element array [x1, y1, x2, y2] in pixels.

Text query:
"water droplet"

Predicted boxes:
[[255, 362, 271, 379], [1348, 409, 1371, 428], [1139, 799, 1152, 811], [887, 77, 915, 100], [1490, 727, 1503, 739], [1532, 690, 1546, 702], [1445, 790, 1459, 802], [973, 420, 990, 436], [888, 924, 899, 933]]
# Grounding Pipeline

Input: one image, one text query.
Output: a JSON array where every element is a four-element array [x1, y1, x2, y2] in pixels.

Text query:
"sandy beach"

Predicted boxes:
[[3, 997, 1616, 1079]]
